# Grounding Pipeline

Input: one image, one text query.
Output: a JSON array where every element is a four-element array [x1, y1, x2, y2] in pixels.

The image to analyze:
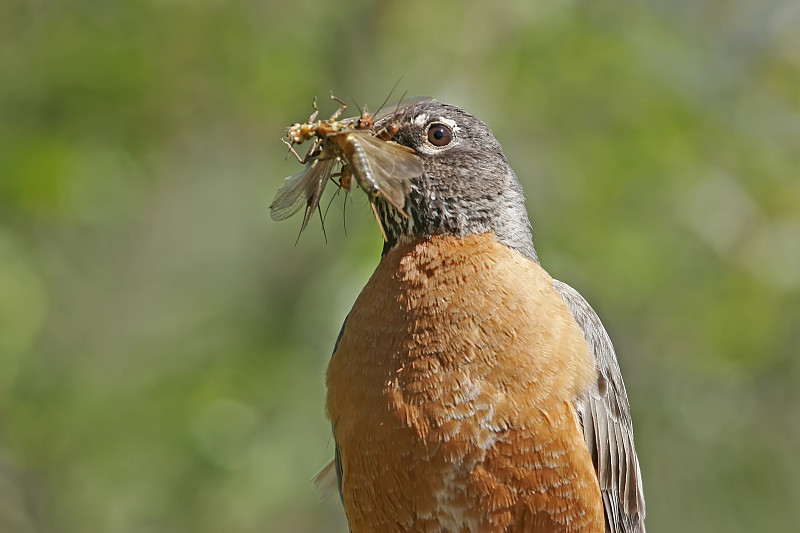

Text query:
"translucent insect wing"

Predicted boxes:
[[269, 155, 337, 222], [354, 133, 424, 208]]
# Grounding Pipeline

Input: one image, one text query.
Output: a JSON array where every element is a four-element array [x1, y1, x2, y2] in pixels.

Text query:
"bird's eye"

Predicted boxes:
[[425, 123, 454, 148]]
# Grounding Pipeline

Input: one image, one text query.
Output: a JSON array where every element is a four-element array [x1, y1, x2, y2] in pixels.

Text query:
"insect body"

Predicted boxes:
[[270, 94, 423, 240]]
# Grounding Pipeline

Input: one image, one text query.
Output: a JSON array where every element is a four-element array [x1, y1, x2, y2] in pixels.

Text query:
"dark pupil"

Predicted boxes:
[[428, 124, 452, 146]]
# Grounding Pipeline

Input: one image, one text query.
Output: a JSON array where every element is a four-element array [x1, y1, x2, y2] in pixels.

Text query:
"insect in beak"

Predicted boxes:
[[270, 93, 423, 242]]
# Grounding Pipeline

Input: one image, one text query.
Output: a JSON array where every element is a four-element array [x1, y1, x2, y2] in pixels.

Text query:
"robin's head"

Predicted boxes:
[[375, 99, 537, 261]]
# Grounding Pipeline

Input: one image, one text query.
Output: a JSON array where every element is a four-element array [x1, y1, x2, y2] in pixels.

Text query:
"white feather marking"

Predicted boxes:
[[413, 113, 429, 127], [437, 116, 460, 133]]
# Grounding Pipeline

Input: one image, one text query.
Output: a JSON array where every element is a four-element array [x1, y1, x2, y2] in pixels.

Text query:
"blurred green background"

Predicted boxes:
[[1, 0, 799, 532]]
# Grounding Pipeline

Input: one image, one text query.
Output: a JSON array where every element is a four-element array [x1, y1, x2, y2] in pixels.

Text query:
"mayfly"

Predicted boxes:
[[269, 93, 423, 240]]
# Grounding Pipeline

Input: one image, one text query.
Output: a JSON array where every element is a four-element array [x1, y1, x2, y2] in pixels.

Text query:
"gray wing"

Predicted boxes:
[[332, 318, 348, 498], [553, 280, 646, 533], [310, 316, 348, 500]]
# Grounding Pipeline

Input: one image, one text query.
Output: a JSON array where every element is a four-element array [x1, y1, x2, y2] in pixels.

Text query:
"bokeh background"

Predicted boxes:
[[2, 0, 799, 532]]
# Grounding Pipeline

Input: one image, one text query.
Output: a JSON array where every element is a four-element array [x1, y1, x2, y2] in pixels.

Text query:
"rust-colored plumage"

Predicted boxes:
[[327, 234, 605, 532]]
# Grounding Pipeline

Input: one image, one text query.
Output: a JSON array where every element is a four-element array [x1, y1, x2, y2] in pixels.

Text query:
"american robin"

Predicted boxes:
[[315, 99, 646, 532]]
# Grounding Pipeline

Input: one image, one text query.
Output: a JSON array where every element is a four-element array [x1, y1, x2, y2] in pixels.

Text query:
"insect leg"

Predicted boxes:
[[308, 96, 319, 123], [281, 138, 306, 163], [282, 138, 322, 164], [328, 92, 347, 121]]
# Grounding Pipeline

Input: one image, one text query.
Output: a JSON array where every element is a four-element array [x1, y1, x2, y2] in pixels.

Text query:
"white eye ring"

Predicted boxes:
[[424, 122, 456, 149]]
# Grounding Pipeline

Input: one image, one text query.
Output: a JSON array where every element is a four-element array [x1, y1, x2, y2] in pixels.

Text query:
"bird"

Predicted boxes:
[[316, 98, 646, 532]]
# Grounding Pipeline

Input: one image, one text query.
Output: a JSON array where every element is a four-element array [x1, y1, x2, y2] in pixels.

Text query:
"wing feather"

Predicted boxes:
[[553, 279, 646, 533]]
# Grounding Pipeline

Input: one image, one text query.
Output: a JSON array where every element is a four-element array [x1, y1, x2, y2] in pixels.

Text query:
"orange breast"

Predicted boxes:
[[326, 234, 604, 532]]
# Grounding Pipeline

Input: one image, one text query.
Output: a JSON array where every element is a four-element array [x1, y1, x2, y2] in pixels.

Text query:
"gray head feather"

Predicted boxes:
[[376, 99, 538, 262]]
